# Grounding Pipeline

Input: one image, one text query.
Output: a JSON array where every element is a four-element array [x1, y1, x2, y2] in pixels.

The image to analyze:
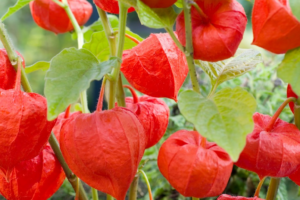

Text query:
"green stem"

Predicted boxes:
[[192, 198, 200, 200], [92, 188, 99, 200], [0, 21, 33, 92], [110, 2, 128, 107], [294, 104, 300, 129], [182, 0, 201, 94], [96, 7, 117, 56], [165, 26, 184, 52], [107, 195, 114, 200], [266, 178, 280, 200], [138, 170, 153, 200], [129, 174, 139, 200], [97, 7, 126, 108]]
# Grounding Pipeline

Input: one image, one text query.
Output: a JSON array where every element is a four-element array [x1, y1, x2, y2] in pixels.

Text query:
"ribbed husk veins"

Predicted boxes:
[[235, 113, 300, 179], [93, 0, 134, 14], [60, 107, 146, 200], [252, 0, 300, 54], [0, 49, 25, 90], [217, 195, 264, 200], [30, 0, 93, 34], [121, 33, 188, 101], [158, 130, 233, 198], [0, 145, 65, 200], [176, 0, 247, 62], [125, 96, 169, 148], [0, 88, 56, 180]]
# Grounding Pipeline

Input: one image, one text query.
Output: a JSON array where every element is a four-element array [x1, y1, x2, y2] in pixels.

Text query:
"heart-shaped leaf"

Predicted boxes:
[[136, 0, 177, 29], [45, 48, 118, 120], [195, 49, 262, 92], [178, 87, 257, 161], [277, 47, 300, 95]]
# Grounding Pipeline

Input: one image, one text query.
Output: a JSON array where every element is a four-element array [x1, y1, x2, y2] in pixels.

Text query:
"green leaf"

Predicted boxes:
[[1, 0, 33, 21], [195, 49, 262, 92], [136, 0, 178, 29], [83, 30, 143, 61], [45, 48, 118, 120], [277, 47, 300, 95], [83, 15, 119, 42], [25, 61, 50, 74], [276, 178, 288, 200], [178, 87, 256, 161], [175, 0, 183, 8]]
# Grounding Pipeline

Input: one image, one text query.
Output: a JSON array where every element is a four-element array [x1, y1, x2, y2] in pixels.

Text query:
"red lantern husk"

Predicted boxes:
[[122, 86, 169, 148], [218, 194, 264, 200], [121, 33, 188, 101], [0, 60, 56, 181], [0, 49, 25, 90], [0, 145, 65, 200], [176, 0, 247, 62], [94, 0, 134, 14], [158, 130, 233, 198], [30, 0, 93, 34], [235, 112, 300, 179], [252, 0, 300, 54], [60, 107, 146, 200]]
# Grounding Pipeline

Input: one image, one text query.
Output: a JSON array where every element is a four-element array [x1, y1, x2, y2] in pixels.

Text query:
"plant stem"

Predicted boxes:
[[92, 188, 99, 200], [96, 7, 117, 56], [265, 97, 297, 131], [139, 170, 153, 200], [0, 21, 33, 92], [254, 177, 266, 197], [165, 26, 185, 52], [182, 0, 201, 94], [294, 104, 300, 129], [49, 133, 89, 200], [266, 178, 280, 200], [129, 174, 139, 200], [97, 7, 126, 108], [192, 197, 199, 200], [107, 195, 114, 200]]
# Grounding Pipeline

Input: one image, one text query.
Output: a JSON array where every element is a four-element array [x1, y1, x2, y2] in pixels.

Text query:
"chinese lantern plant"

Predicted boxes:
[[121, 85, 170, 148], [59, 82, 146, 199], [2, 0, 299, 199], [0, 61, 56, 180], [158, 130, 233, 198], [0, 144, 65, 200], [121, 33, 188, 101], [0, 49, 25, 90], [252, 0, 300, 53], [218, 195, 264, 200], [176, 0, 247, 62], [30, 0, 93, 34], [235, 98, 300, 179]]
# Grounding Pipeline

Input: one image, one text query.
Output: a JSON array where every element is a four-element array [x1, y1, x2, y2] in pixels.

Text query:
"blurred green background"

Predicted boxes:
[[0, 0, 300, 200]]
